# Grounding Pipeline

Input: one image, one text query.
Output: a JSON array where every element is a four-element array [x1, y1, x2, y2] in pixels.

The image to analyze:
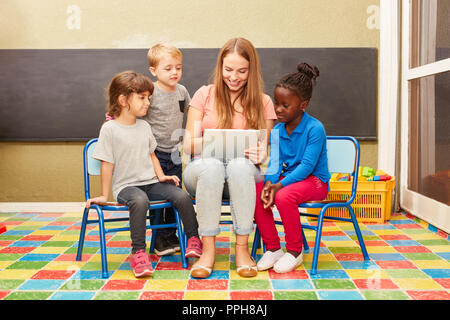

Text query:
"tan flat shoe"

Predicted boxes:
[[190, 264, 213, 279], [236, 257, 258, 278]]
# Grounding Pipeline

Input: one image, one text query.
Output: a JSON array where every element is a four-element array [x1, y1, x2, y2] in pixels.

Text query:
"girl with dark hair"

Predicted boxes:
[[254, 62, 331, 273]]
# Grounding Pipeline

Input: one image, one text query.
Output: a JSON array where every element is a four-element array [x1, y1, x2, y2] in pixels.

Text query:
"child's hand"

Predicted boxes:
[[245, 142, 267, 165], [160, 175, 180, 186], [86, 195, 108, 208], [262, 182, 283, 209]]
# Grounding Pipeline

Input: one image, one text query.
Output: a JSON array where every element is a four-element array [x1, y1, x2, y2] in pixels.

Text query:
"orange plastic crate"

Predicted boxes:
[[307, 178, 396, 223]]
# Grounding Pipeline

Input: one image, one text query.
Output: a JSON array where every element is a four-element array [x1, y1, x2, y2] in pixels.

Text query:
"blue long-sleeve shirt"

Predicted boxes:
[[264, 112, 331, 187]]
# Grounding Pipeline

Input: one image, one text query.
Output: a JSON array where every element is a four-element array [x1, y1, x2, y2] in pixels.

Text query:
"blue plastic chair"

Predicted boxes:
[[251, 136, 370, 275], [76, 138, 188, 278]]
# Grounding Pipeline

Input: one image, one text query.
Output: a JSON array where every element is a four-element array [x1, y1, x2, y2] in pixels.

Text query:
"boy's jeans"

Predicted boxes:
[[183, 157, 262, 237]]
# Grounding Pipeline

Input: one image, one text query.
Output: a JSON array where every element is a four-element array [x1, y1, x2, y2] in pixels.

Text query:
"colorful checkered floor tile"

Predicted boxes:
[[0, 210, 449, 300]]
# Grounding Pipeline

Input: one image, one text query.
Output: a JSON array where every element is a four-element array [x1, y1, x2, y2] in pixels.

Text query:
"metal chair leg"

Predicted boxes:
[[76, 207, 89, 261], [94, 206, 109, 279], [173, 208, 188, 268], [347, 206, 370, 260], [310, 209, 326, 275]]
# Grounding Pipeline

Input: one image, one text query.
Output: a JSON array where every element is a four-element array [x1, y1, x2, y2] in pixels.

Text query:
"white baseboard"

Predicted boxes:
[[0, 202, 85, 212]]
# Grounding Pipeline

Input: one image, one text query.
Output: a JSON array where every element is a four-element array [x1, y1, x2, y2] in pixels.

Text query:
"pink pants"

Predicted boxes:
[[254, 175, 329, 253]]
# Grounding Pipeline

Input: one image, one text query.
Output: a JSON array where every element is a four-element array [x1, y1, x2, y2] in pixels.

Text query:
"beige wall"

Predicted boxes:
[[0, 0, 380, 202]]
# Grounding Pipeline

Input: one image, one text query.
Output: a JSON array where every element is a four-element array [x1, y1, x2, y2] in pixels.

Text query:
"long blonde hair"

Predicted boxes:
[[213, 38, 266, 129]]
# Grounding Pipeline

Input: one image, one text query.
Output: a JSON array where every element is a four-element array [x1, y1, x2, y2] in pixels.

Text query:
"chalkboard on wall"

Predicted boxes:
[[0, 48, 377, 141]]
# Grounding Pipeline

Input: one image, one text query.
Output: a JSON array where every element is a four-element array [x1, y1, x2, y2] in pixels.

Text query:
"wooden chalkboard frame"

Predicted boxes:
[[0, 48, 377, 141]]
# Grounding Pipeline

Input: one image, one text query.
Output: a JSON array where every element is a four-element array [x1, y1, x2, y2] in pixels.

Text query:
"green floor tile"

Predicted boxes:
[[401, 229, 432, 235], [94, 291, 140, 300], [0, 253, 23, 261], [230, 280, 271, 290], [312, 279, 356, 290], [0, 235, 23, 241], [41, 241, 75, 247], [0, 279, 25, 290], [66, 247, 99, 254], [60, 280, 105, 291], [4, 291, 53, 300], [401, 253, 442, 260], [328, 247, 362, 254], [274, 291, 318, 300], [152, 270, 191, 279], [6, 261, 49, 270], [417, 239, 450, 246], [304, 261, 342, 269], [362, 290, 410, 300], [385, 269, 428, 279], [81, 261, 121, 271], [215, 254, 230, 262]]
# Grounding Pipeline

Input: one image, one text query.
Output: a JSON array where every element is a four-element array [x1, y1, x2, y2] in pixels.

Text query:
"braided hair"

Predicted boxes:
[[276, 62, 319, 101]]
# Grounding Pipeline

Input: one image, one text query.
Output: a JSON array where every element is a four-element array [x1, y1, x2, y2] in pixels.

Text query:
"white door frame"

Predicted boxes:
[[399, 0, 450, 233]]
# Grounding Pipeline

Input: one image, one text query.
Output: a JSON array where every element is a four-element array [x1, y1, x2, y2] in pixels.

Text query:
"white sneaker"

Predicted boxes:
[[256, 249, 285, 271], [273, 252, 303, 273]]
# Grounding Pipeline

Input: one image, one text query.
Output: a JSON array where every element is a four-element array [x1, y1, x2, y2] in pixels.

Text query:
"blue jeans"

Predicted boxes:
[[182, 157, 263, 237]]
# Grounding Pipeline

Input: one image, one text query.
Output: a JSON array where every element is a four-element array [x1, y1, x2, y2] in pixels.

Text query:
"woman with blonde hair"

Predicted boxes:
[[183, 38, 276, 278]]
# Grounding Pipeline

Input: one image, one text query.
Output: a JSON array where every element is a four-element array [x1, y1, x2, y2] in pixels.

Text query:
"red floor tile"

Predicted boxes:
[[394, 246, 432, 253], [380, 234, 412, 240], [434, 279, 450, 289], [21, 235, 54, 241], [375, 261, 417, 269], [216, 248, 231, 254], [140, 291, 184, 300], [48, 221, 75, 226], [0, 241, 14, 246], [187, 280, 228, 290], [334, 253, 365, 261], [268, 269, 309, 279], [103, 280, 146, 291], [407, 290, 450, 300], [0, 247, 35, 254], [106, 241, 131, 247], [322, 231, 346, 236], [32, 270, 75, 280], [359, 240, 388, 246], [230, 291, 273, 300], [0, 291, 10, 299], [55, 253, 92, 261], [395, 224, 423, 229], [353, 279, 399, 290], [156, 262, 185, 271]]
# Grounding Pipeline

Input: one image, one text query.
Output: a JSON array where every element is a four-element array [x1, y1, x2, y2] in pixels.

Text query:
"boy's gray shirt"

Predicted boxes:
[[93, 119, 159, 200], [142, 84, 191, 153]]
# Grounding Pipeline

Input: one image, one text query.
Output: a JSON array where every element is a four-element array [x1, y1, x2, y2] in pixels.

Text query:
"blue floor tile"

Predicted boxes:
[[369, 253, 406, 261], [308, 270, 349, 279], [72, 270, 112, 280], [421, 269, 450, 279], [10, 241, 46, 247], [339, 260, 379, 269], [386, 240, 421, 246], [272, 279, 313, 290], [18, 279, 64, 291], [51, 291, 96, 300], [318, 290, 363, 300], [20, 254, 59, 261]]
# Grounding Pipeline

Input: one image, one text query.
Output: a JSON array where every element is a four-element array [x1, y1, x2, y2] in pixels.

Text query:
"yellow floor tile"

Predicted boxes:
[[90, 254, 128, 263], [144, 279, 188, 291], [371, 229, 404, 236], [412, 260, 450, 269], [0, 269, 37, 279], [427, 245, 450, 253], [303, 253, 336, 262], [345, 269, 391, 279], [322, 241, 359, 247], [32, 247, 69, 254], [0, 261, 14, 269], [394, 278, 444, 290], [184, 291, 228, 300], [43, 261, 85, 270], [30, 230, 63, 236], [407, 234, 443, 240], [366, 246, 398, 253], [110, 270, 139, 280], [214, 261, 230, 270], [50, 235, 79, 241]]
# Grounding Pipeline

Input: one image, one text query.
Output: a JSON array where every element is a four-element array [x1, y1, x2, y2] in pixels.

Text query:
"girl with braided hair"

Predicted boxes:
[[254, 62, 331, 273]]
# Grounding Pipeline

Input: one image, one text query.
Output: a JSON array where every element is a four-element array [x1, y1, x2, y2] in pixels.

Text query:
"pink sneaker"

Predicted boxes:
[[185, 236, 202, 258], [129, 249, 153, 277]]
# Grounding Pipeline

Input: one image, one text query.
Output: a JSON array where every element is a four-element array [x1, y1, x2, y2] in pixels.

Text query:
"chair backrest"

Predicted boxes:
[[83, 138, 100, 200], [326, 136, 360, 202]]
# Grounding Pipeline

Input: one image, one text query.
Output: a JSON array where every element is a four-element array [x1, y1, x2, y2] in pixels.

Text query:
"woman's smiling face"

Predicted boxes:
[[222, 52, 249, 93]]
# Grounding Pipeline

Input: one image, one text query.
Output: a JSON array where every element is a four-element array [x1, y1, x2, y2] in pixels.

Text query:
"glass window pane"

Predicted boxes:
[[408, 72, 450, 205], [410, 0, 450, 68]]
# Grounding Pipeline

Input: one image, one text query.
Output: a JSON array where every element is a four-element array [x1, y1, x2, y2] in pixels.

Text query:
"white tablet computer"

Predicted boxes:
[[202, 129, 262, 162]]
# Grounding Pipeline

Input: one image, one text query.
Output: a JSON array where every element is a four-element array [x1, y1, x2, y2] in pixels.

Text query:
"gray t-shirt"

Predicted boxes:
[[141, 84, 191, 153], [93, 119, 159, 200]]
